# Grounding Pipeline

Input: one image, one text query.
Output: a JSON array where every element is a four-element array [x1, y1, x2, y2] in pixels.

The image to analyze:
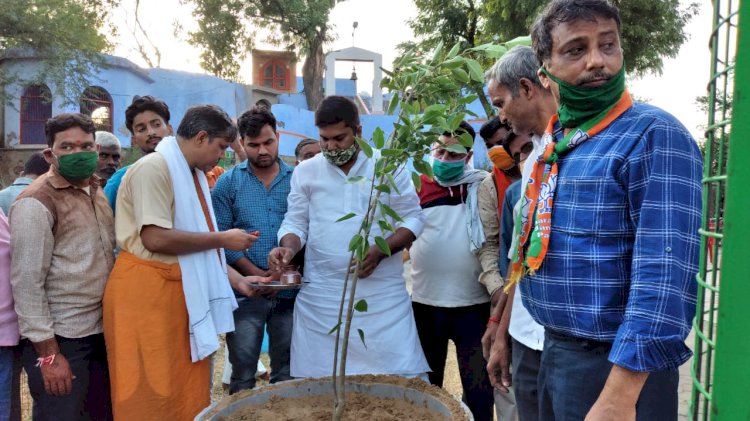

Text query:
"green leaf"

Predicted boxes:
[[378, 219, 394, 233], [448, 113, 465, 132], [375, 236, 391, 257], [505, 35, 532, 49], [348, 234, 363, 252], [335, 212, 357, 222], [357, 238, 370, 262], [441, 56, 465, 69], [380, 202, 404, 223], [357, 328, 367, 349], [386, 174, 401, 195], [356, 137, 373, 158], [430, 40, 444, 64], [347, 175, 365, 183], [411, 171, 423, 191], [372, 127, 385, 149], [446, 41, 461, 59], [465, 58, 485, 83], [459, 132, 475, 148], [354, 299, 368, 312], [327, 322, 342, 335], [450, 68, 470, 83], [387, 93, 399, 115], [412, 158, 433, 179], [446, 143, 468, 154], [375, 184, 391, 194], [381, 148, 404, 158]]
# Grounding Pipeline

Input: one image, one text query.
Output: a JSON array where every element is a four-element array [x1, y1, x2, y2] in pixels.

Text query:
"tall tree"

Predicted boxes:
[[410, 0, 699, 77], [189, 0, 339, 111], [0, 0, 116, 102]]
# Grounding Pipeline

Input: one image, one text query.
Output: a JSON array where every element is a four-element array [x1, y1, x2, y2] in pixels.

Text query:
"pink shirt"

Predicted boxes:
[[0, 209, 19, 346]]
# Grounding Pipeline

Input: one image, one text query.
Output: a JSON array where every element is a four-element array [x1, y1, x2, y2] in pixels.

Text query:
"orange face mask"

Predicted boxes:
[[488, 146, 515, 171]]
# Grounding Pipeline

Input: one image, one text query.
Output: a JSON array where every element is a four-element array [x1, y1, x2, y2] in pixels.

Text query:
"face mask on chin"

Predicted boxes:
[[540, 63, 626, 128]]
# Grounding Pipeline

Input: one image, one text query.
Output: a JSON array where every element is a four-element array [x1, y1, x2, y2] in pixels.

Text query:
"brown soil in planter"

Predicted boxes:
[[207, 375, 470, 421]]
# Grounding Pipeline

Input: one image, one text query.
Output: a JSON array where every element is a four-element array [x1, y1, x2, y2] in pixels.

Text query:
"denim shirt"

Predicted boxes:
[[212, 159, 294, 297]]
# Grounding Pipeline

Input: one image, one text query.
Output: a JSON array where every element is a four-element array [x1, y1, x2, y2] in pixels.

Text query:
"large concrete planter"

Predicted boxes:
[[196, 375, 473, 420]]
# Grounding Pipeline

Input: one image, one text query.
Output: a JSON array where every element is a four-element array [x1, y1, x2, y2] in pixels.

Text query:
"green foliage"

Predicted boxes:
[[188, 0, 338, 110], [409, 0, 699, 77], [0, 0, 116, 103]]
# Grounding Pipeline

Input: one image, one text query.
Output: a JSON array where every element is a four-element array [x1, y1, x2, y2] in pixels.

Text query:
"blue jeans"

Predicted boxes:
[[538, 329, 679, 421], [0, 346, 21, 421], [226, 296, 294, 394], [20, 334, 112, 421]]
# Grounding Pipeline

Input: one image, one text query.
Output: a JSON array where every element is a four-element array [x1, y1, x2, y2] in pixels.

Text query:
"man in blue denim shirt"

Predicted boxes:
[[212, 106, 295, 393], [509, 1, 703, 420]]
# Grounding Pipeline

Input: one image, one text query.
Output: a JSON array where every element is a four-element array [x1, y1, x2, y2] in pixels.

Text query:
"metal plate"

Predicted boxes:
[[248, 281, 304, 290]]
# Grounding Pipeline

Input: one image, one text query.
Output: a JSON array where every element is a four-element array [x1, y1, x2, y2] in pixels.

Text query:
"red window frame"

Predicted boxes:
[[20, 84, 52, 145], [259, 59, 290, 91]]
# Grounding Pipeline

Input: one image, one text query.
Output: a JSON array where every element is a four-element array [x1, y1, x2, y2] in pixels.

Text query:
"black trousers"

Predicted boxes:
[[511, 337, 542, 421], [412, 301, 494, 421], [20, 333, 112, 421]]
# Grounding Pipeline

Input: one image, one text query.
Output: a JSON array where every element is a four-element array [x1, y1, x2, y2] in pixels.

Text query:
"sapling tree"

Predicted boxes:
[[329, 36, 529, 421]]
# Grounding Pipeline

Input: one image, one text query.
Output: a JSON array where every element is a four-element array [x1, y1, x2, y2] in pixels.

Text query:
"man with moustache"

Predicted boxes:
[[104, 95, 173, 212], [212, 106, 295, 393], [95, 131, 122, 187], [503, 1, 702, 419]]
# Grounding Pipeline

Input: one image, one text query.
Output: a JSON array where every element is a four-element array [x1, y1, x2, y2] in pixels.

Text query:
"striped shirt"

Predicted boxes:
[[519, 102, 702, 372]]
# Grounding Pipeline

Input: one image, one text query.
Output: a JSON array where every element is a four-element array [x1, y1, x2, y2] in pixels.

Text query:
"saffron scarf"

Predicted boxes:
[[506, 90, 633, 289]]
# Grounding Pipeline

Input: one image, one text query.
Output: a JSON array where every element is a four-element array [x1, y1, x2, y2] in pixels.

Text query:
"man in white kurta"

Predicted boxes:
[[271, 96, 429, 378]]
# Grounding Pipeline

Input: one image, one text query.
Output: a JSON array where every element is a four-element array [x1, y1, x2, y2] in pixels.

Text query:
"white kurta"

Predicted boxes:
[[278, 151, 430, 378]]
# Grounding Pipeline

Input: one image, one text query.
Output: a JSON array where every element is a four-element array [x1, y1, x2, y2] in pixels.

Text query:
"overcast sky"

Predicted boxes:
[[110, 0, 712, 139]]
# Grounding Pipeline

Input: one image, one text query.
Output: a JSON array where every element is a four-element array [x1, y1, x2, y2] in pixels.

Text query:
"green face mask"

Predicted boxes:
[[55, 151, 99, 181], [322, 143, 358, 167], [540, 64, 626, 128], [432, 158, 465, 183]]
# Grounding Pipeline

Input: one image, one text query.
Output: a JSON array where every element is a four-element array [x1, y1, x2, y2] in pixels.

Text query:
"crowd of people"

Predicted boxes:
[[0, 1, 703, 420]]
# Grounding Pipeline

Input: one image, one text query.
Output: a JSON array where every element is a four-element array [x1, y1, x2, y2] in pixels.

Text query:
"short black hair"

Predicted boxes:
[[442, 120, 476, 152], [45, 113, 96, 148], [24, 152, 50, 176], [176, 104, 238, 143], [238, 106, 277, 139], [479, 117, 512, 142], [531, 0, 621, 64], [125, 95, 171, 134], [295, 138, 319, 159], [315, 96, 360, 131]]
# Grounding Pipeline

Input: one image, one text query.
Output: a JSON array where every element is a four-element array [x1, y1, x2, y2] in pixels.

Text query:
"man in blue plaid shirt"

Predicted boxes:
[[511, 1, 703, 419], [212, 106, 296, 393]]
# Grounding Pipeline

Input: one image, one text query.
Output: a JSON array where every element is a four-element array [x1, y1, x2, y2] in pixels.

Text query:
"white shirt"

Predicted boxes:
[[507, 134, 548, 351], [278, 151, 430, 377], [410, 193, 489, 307]]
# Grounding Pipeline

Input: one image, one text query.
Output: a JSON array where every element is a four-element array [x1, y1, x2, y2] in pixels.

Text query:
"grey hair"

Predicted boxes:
[[95, 131, 121, 149], [485, 46, 544, 98]]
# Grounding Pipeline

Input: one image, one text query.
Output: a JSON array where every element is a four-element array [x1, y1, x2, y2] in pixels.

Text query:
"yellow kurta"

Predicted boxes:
[[103, 154, 210, 421]]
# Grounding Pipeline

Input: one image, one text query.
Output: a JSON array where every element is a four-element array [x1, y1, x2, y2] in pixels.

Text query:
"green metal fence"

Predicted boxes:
[[690, 0, 750, 419]]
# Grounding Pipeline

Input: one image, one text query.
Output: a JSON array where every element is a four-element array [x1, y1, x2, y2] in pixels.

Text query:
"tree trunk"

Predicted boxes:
[[302, 33, 326, 112]]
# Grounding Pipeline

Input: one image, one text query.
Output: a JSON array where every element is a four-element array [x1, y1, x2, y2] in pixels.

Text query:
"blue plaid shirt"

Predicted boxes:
[[212, 159, 294, 297], [519, 102, 702, 372]]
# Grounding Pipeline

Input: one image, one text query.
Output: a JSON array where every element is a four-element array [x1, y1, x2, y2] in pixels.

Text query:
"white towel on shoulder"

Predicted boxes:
[[156, 136, 238, 362]]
